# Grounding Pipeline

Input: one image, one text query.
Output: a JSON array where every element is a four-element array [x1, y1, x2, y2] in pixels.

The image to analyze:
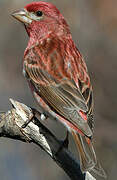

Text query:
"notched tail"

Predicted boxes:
[[71, 130, 96, 172], [92, 160, 107, 178], [71, 131, 107, 178]]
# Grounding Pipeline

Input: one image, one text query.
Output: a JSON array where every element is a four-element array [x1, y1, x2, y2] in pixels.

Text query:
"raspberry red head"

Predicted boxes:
[[12, 1, 70, 39], [24, 1, 61, 17]]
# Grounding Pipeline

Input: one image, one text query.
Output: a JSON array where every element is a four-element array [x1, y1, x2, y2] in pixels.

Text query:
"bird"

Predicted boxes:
[[12, 1, 106, 178]]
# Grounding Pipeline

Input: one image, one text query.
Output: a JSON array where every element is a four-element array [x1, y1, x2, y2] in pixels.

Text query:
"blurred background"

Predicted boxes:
[[0, 0, 117, 179]]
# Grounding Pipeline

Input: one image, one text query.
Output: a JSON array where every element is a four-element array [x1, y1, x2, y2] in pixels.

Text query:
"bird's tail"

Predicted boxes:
[[92, 160, 107, 178], [71, 131, 106, 178]]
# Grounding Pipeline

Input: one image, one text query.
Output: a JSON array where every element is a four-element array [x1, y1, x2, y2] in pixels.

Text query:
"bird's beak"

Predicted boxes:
[[11, 9, 32, 24]]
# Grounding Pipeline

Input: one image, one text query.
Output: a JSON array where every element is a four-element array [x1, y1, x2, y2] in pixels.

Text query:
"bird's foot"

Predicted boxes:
[[22, 108, 48, 128], [21, 108, 37, 128]]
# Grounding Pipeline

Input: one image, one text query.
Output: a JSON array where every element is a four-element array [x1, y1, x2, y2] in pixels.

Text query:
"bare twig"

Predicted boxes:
[[0, 99, 96, 180]]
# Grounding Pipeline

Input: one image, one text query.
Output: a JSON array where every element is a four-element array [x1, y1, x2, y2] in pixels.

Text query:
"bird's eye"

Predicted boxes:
[[36, 11, 43, 17]]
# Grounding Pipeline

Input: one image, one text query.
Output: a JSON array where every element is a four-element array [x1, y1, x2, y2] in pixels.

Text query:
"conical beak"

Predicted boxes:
[[12, 9, 32, 24]]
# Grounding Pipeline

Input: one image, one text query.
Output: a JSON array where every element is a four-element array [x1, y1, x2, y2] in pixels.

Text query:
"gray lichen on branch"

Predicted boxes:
[[0, 99, 96, 180]]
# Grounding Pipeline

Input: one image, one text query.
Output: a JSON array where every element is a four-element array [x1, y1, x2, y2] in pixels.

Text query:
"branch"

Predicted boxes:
[[0, 99, 96, 180]]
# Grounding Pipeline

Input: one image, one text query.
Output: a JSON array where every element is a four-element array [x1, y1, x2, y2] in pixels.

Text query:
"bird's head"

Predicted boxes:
[[12, 1, 70, 40]]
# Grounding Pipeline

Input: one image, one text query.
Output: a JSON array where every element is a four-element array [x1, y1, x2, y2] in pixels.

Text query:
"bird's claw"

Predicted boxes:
[[21, 117, 34, 128], [21, 108, 37, 128], [21, 108, 48, 128]]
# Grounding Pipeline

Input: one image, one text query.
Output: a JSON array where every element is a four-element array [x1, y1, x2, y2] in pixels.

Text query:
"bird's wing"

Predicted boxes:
[[24, 68, 92, 137], [23, 44, 93, 137]]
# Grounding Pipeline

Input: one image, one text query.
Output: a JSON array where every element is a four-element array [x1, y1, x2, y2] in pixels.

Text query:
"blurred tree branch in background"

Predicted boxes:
[[0, 99, 95, 180]]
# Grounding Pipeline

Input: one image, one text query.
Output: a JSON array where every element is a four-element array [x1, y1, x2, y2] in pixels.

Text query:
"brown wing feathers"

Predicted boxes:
[[24, 39, 94, 135]]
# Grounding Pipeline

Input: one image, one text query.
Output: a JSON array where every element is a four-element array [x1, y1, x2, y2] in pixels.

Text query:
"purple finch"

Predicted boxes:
[[12, 1, 106, 178]]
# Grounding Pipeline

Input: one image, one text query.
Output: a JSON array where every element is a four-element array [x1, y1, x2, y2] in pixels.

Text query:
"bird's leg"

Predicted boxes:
[[22, 108, 48, 128], [56, 131, 69, 156], [21, 108, 36, 128]]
